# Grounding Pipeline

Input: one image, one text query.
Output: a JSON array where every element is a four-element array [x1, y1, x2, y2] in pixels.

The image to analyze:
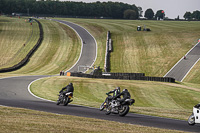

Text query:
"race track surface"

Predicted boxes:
[[0, 76, 200, 132], [164, 42, 200, 82], [0, 20, 200, 132], [53, 19, 97, 72]]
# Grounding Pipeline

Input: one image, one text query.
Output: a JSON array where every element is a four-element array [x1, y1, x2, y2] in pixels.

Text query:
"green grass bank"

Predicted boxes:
[[0, 106, 186, 133], [0, 17, 81, 77], [30, 76, 200, 120], [55, 18, 200, 83], [0, 16, 39, 69]]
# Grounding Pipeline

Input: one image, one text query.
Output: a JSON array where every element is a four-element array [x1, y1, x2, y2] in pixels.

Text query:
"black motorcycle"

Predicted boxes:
[[100, 94, 135, 116], [56, 92, 73, 106], [100, 94, 112, 111]]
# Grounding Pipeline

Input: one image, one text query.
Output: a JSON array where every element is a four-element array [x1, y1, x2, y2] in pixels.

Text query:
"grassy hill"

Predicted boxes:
[[1, 17, 200, 82], [0, 106, 183, 133], [0, 17, 81, 77], [1, 16, 200, 132], [58, 18, 200, 82], [30, 76, 200, 120], [0, 16, 39, 69]]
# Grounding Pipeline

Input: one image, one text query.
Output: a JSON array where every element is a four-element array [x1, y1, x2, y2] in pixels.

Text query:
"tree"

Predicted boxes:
[[184, 11, 192, 20], [175, 15, 180, 20], [123, 9, 137, 19], [155, 10, 165, 20], [177, 15, 179, 20], [0, 0, 139, 19], [192, 10, 200, 20], [137, 6, 143, 17], [144, 8, 154, 19]]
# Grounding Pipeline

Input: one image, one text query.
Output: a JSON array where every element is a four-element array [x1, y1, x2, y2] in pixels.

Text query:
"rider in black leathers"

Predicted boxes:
[[114, 89, 131, 104], [105, 87, 121, 103], [59, 83, 74, 96]]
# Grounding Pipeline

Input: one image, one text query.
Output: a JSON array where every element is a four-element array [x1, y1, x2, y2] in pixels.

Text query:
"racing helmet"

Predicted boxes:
[[123, 89, 128, 92], [69, 83, 73, 86], [116, 87, 120, 92]]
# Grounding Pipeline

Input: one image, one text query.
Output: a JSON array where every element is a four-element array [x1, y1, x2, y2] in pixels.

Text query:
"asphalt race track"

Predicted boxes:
[[0, 20, 200, 132], [53, 19, 97, 73], [0, 76, 200, 132], [164, 42, 200, 82]]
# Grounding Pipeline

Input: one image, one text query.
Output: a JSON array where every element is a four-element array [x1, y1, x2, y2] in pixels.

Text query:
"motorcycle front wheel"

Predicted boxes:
[[56, 100, 60, 105], [119, 105, 129, 117], [100, 102, 105, 111], [188, 113, 195, 125], [105, 106, 111, 115]]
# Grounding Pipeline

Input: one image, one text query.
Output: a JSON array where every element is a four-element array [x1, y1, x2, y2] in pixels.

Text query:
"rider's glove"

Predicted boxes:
[[106, 93, 109, 95]]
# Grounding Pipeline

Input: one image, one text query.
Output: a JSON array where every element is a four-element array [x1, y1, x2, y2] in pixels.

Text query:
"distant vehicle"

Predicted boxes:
[[188, 103, 200, 125]]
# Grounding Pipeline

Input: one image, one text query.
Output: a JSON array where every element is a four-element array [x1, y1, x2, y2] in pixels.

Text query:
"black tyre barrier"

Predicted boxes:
[[70, 72, 175, 83], [0, 19, 43, 73], [104, 31, 111, 72]]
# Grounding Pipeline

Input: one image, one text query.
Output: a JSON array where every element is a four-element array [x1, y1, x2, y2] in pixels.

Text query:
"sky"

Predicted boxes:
[[60, 0, 200, 19]]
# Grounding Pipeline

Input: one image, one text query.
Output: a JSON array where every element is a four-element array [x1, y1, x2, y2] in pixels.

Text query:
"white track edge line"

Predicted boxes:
[[27, 77, 99, 110], [164, 42, 200, 78], [28, 77, 55, 103], [54, 20, 98, 73], [181, 57, 200, 82]]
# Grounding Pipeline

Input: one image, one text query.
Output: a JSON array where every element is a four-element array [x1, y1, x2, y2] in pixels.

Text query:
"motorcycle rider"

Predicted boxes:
[[100, 87, 121, 110], [114, 89, 131, 105], [106, 87, 121, 102], [59, 83, 74, 96]]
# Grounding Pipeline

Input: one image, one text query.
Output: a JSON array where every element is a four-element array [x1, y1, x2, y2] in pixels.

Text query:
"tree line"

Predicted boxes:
[[183, 10, 200, 20], [0, 0, 199, 20], [144, 8, 200, 20], [0, 0, 139, 19]]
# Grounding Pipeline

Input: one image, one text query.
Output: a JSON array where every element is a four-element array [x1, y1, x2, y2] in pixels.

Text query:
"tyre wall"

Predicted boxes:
[[0, 19, 43, 73], [69, 72, 175, 83]]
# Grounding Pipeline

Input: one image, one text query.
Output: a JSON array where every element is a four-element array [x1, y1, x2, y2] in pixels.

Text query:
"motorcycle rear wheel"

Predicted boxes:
[[119, 105, 129, 117], [188, 113, 195, 125]]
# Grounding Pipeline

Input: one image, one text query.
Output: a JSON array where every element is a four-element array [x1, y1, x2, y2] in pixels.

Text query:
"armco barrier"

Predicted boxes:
[[70, 72, 175, 83], [0, 19, 43, 73]]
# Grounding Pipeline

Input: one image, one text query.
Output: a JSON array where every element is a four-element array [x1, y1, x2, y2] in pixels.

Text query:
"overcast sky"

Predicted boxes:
[[61, 0, 200, 19]]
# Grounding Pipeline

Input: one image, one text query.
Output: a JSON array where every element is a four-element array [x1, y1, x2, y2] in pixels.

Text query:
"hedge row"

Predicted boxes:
[[0, 19, 43, 73], [70, 72, 175, 83]]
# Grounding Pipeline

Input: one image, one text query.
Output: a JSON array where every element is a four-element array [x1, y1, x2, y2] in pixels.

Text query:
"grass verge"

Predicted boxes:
[[0, 19, 81, 76], [0, 16, 39, 69], [30, 76, 200, 120], [0, 106, 186, 133]]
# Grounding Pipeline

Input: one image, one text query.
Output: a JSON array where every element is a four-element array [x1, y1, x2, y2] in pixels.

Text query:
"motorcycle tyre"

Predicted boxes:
[[100, 102, 105, 111], [119, 105, 129, 117], [188, 113, 195, 126], [56, 100, 60, 105], [64, 97, 69, 106], [105, 106, 111, 115]]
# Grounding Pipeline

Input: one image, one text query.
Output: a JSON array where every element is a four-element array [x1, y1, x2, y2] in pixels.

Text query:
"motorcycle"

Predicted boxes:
[[100, 94, 135, 116], [188, 103, 200, 125], [56, 92, 73, 106], [100, 94, 112, 111]]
